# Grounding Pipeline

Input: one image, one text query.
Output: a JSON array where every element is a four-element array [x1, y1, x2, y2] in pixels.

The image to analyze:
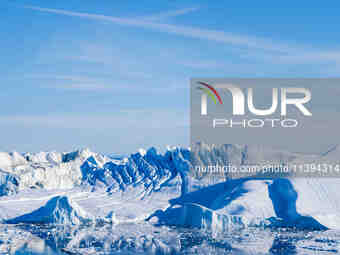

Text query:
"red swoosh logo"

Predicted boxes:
[[197, 81, 223, 104]]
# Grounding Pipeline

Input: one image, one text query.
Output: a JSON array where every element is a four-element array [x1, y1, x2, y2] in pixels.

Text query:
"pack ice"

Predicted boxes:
[[0, 144, 340, 233]]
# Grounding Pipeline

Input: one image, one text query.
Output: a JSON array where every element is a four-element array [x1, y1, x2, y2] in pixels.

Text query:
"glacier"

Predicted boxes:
[[1, 144, 340, 254]]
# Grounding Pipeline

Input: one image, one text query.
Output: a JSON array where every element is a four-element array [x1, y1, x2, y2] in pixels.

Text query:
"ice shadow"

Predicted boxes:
[[267, 178, 328, 231], [159, 177, 328, 231], [169, 178, 251, 210]]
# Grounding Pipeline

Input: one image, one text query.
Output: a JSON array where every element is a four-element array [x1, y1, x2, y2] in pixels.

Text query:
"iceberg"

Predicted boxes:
[[0, 170, 19, 196], [0, 143, 340, 233], [166, 169, 337, 232], [6, 195, 94, 225]]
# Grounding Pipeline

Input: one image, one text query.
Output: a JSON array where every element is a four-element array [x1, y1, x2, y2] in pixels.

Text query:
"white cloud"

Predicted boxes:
[[23, 5, 340, 66], [23, 6, 299, 53], [25, 73, 187, 92], [25, 74, 116, 91], [140, 7, 199, 21], [0, 110, 189, 129]]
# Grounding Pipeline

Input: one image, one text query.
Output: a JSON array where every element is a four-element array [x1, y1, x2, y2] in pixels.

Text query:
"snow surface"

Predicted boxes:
[[0, 144, 340, 239]]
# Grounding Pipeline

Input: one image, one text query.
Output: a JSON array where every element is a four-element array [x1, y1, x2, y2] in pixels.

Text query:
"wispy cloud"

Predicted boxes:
[[23, 6, 299, 53], [23, 5, 340, 66], [26, 74, 114, 91], [25, 74, 187, 92], [140, 7, 199, 21], [28, 74, 99, 83], [0, 110, 188, 129], [21, 5, 340, 72]]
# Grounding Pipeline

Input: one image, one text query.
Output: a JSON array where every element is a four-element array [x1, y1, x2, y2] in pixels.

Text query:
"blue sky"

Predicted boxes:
[[1, 1, 340, 154]]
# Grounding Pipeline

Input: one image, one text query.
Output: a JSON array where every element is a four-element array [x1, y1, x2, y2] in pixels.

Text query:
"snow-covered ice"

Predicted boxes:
[[6, 195, 94, 225], [1, 144, 340, 253]]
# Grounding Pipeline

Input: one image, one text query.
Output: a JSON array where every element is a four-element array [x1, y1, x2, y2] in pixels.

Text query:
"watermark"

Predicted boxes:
[[212, 118, 298, 128], [195, 163, 340, 176], [190, 78, 340, 178], [197, 81, 311, 128]]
